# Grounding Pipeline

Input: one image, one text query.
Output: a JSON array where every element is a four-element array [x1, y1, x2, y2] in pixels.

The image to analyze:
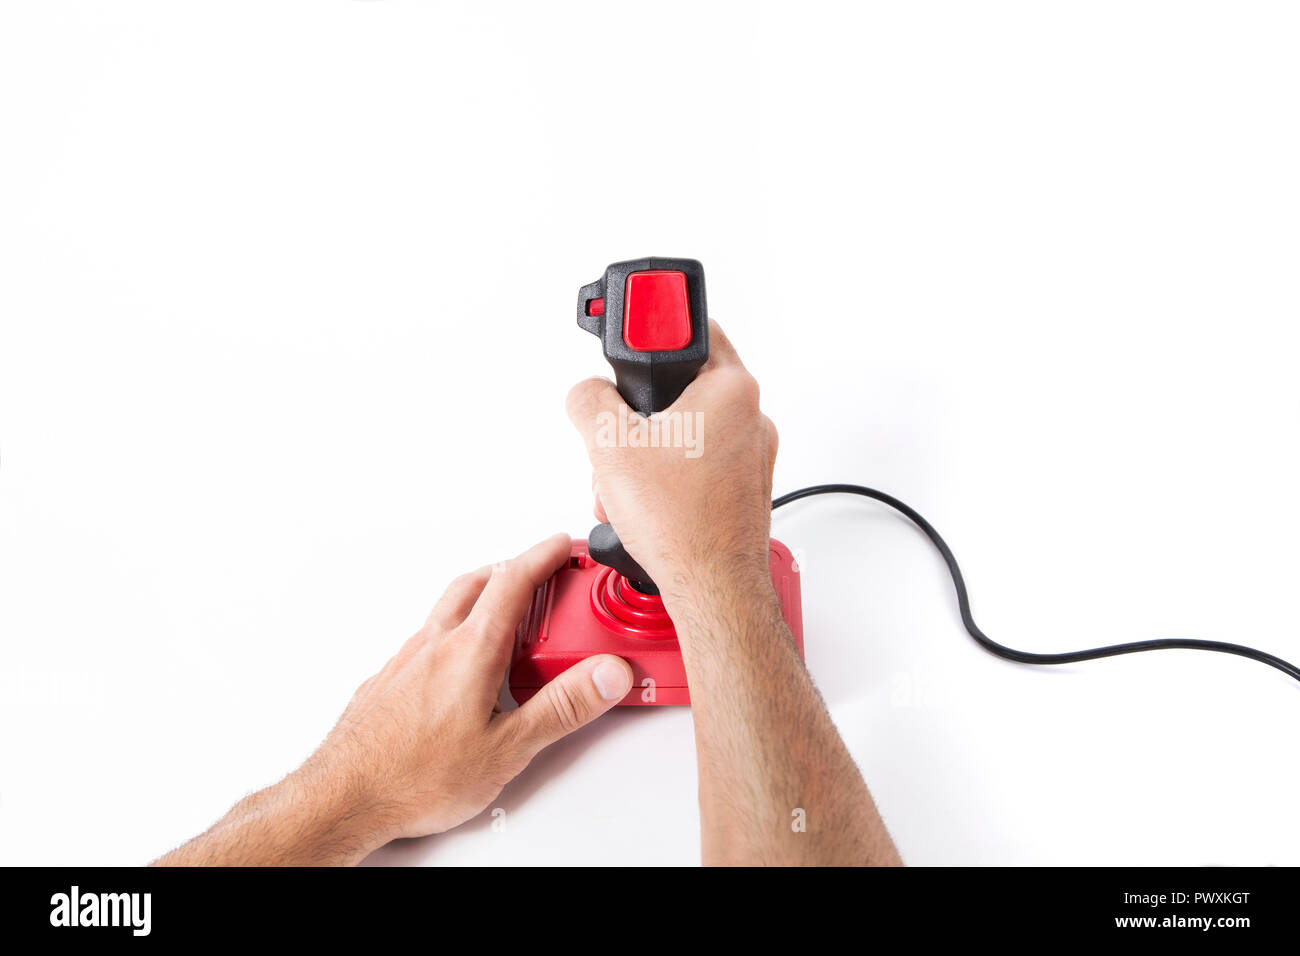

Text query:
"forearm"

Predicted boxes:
[[667, 566, 901, 866], [151, 768, 392, 867]]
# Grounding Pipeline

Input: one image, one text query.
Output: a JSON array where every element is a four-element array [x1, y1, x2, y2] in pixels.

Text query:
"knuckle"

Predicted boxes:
[[566, 377, 607, 416], [543, 681, 587, 734], [489, 558, 517, 585], [718, 367, 760, 408]]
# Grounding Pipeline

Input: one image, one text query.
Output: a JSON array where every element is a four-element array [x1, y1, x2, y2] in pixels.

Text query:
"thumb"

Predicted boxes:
[[505, 654, 633, 755]]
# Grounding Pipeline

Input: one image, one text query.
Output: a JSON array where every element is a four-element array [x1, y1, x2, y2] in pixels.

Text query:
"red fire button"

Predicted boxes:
[[622, 270, 692, 352]]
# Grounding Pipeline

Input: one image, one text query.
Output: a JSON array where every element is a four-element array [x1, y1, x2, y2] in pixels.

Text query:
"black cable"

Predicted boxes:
[[772, 483, 1300, 685]]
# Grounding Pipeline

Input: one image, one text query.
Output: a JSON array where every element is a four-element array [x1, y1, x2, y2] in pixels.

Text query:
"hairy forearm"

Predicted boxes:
[[151, 768, 392, 867], [667, 566, 901, 866]]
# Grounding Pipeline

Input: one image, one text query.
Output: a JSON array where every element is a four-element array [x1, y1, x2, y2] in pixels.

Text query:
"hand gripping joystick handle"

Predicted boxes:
[[577, 258, 710, 594], [509, 260, 797, 707]]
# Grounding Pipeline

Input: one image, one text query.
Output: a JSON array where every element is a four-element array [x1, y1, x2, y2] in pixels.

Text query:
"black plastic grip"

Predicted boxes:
[[577, 257, 709, 417]]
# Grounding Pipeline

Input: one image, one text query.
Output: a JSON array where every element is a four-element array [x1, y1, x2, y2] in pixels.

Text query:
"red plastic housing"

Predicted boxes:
[[510, 538, 803, 706]]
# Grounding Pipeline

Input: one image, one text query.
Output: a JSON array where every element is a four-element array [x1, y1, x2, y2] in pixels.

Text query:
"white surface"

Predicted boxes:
[[2, 1, 1298, 866]]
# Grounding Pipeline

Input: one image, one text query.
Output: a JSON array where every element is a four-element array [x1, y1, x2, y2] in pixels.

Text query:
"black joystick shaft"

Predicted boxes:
[[587, 524, 657, 595], [577, 257, 710, 592]]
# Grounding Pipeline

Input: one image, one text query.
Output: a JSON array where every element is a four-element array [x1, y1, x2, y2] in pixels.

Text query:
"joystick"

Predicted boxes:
[[508, 258, 804, 706], [577, 257, 710, 594]]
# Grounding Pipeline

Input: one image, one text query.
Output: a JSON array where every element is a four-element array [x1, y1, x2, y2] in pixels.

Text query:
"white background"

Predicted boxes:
[[2, 1, 1298, 866]]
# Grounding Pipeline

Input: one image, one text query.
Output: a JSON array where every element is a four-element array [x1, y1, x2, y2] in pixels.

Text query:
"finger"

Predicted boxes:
[[426, 566, 492, 632], [566, 376, 627, 453], [501, 655, 632, 756], [592, 476, 609, 524], [462, 533, 572, 655], [701, 319, 745, 373]]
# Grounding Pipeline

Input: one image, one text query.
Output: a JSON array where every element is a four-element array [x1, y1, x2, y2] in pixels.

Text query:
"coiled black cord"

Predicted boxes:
[[772, 483, 1300, 684]]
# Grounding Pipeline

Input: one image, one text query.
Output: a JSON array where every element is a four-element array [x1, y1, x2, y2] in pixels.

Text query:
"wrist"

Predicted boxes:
[[659, 558, 782, 636], [152, 768, 393, 867], [272, 762, 398, 866]]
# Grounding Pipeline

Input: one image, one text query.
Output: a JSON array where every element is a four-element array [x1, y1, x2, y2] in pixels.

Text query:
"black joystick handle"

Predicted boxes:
[[577, 257, 710, 592], [577, 257, 709, 416], [587, 524, 658, 595]]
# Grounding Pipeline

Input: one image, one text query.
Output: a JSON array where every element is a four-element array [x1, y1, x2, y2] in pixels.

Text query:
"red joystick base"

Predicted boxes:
[[509, 539, 804, 706]]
